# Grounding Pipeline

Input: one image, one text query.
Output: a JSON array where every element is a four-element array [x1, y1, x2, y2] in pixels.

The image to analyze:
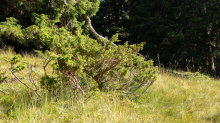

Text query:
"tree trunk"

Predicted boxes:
[[209, 46, 215, 76]]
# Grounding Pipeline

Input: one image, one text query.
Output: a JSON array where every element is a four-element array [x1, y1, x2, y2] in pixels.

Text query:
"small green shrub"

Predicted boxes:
[[38, 32, 157, 97], [0, 7, 157, 98], [40, 75, 62, 97], [172, 71, 209, 80]]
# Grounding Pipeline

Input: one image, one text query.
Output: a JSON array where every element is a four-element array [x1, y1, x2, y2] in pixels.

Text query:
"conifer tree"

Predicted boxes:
[[0, 0, 157, 97]]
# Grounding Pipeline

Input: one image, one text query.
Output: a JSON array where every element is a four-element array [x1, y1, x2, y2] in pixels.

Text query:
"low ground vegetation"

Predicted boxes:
[[0, 49, 220, 122]]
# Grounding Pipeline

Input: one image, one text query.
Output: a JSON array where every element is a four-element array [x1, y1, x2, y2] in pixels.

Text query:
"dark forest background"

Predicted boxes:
[[1, 0, 220, 76], [91, 0, 220, 77]]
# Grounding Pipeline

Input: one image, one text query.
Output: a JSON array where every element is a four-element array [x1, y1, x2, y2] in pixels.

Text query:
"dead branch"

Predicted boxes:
[[81, 14, 118, 47], [10, 69, 42, 97], [0, 89, 9, 94], [64, 73, 86, 96], [5, 80, 18, 93]]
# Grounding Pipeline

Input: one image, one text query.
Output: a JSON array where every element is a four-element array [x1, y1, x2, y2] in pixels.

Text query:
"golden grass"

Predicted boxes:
[[0, 49, 220, 123]]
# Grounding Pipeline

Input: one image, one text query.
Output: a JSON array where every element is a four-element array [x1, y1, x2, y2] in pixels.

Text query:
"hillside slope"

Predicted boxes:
[[0, 49, 220, 123]]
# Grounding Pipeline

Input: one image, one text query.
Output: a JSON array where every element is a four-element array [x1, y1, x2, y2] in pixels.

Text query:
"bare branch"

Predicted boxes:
[[10, 69, 42, 97], [0, 89, 9, 94], [64, 74, 86, 96], [81, 14, 118, 47], [62, 0, 68, 5], [5, 80, 17, 93], [176, 27, 184, 36], [43, 57, 52, 76]]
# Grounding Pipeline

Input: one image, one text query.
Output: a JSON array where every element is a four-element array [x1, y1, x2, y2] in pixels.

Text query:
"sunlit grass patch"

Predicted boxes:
[[0, 50, 220, 122]]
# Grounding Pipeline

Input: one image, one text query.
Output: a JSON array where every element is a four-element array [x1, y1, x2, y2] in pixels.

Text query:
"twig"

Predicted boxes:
[[65, 74, 86, 96], [11, 69, 33, 89], [5, 80, 18, 93], [28, 73, 39, 90], [0, 89, 9, 94], [85, 91, 95, 101], [10, 69, 42, 97], [2, 73, 18, 93], [43, 57, 52, 77], [176, 27, 184, 36]]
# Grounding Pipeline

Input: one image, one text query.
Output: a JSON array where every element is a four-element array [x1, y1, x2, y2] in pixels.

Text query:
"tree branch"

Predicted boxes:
[[81, 14, 118, 47], [0, 89, 9, 94], [10, 69, 42, 97], [176, 27, 184, 36]]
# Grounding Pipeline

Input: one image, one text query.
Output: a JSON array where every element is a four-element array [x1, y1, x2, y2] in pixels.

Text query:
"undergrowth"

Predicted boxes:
[[0, 49, 220, 123]]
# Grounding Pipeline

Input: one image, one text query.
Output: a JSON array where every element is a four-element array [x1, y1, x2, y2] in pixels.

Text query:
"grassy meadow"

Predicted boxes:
[[0, 48, 220, 123]]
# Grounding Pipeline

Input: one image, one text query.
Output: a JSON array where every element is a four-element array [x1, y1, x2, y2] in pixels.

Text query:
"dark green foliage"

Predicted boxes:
[[0, 71, 7, 84], [0, 0, 100, 51], [42, 30, 157, 96], [0, 0, 157, 97], [40, 75, 62, 97], [129, 0, 220, 75], [6, 54, 26, 72], [94, 0, 220, 76], [172, 71, 209, 80]]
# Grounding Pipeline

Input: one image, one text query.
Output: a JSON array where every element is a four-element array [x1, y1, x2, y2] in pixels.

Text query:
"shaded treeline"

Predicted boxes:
[[1, 0, 220, 76], [91, 0, 220, 77]]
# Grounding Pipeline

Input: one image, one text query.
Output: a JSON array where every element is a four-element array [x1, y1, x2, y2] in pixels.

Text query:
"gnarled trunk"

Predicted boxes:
[[81, 14, 118, 47]]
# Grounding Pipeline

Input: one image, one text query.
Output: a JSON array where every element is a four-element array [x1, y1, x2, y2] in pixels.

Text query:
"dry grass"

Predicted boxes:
[[0, 49, 220, 123]]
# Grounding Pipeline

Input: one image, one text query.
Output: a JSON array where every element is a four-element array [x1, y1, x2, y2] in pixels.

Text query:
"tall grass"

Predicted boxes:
[[0, 49, 220, 122]]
